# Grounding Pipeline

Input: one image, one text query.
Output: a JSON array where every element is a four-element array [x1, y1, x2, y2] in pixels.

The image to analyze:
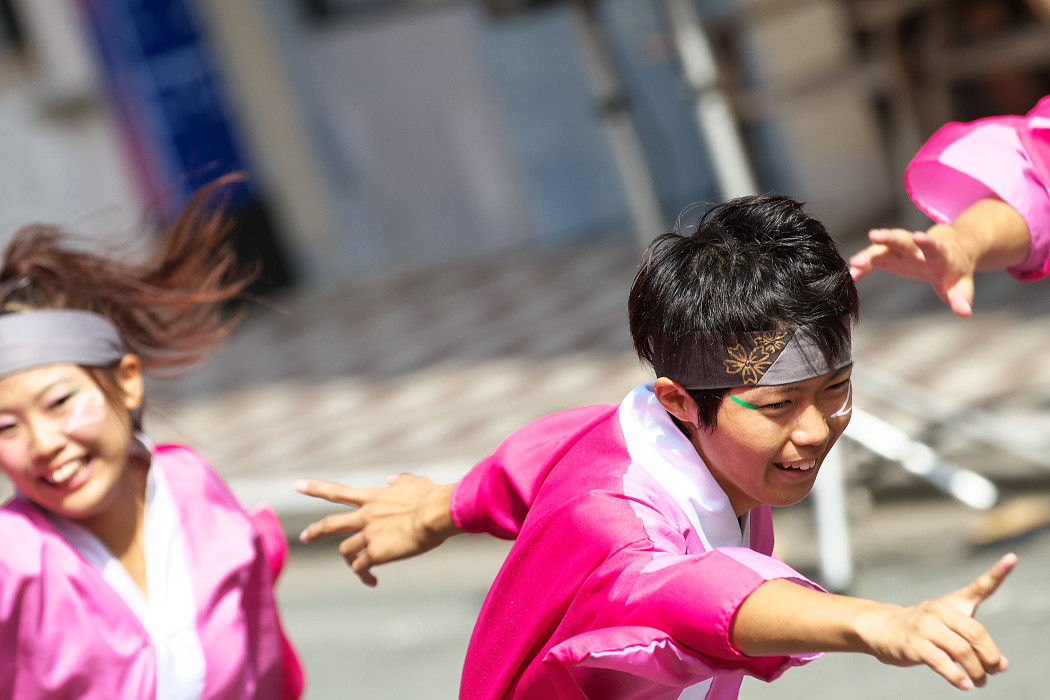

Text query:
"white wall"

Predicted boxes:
[[0, 6, 138, 244], [733, 0, 896, 234], [300, 5, 536, 271]]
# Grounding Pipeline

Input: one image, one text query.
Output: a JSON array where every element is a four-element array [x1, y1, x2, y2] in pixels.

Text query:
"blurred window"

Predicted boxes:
[[0, 0, 25, 57], [291, 0, 463, 24]]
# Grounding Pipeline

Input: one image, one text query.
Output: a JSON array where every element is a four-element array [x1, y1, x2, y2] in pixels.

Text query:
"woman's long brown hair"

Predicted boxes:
[[0, 173, 259, 375]]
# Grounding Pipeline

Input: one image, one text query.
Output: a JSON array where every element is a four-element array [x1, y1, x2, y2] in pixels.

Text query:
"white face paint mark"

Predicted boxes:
[[830, 383, 852, 418], [64, 389, 107, 435]]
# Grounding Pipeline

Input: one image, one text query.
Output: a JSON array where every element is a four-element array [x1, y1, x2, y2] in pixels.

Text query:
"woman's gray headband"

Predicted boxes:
[[0, 309, 125, 376]]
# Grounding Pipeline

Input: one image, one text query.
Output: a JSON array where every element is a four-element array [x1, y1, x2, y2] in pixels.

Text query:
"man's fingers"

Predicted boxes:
[[294, 478, 378, 507], [350, 549, 379, 587], [916, 555, 1016, 689], [915, 639, 975, 691], [387, 472, 416, 486], [295, 472, 447, 587], [914, 626, 1001, 691], [937, 615, 1002, 688], [966, 553, 1018, 607], [294, 477, 385, 544], [338, 532, 368, 562], [923, 554, 1016, 683], [298, 510, 364, 543], [340, 533, 381, 587]]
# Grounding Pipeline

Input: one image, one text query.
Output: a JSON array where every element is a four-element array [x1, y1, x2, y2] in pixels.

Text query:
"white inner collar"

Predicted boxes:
[[52, 449, 206, 700], [618, 382, 748, 550]]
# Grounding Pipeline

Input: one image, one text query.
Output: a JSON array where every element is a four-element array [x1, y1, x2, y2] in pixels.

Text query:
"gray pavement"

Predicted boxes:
[[142, 233, 1050, 698]]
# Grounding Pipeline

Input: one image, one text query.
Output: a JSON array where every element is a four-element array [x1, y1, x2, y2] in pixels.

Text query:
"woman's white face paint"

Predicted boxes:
[[64, 389, 107, 435]]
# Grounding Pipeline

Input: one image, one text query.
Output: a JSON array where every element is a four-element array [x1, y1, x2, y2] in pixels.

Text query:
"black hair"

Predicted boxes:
[[628, 194, 859, 429]]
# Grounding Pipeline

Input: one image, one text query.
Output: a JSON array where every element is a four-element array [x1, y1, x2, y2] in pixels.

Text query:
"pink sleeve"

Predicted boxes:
[[450, 404, 618, 538], [560, 494, 822, 681], [548, 547, 824, 689], [249, 503, 287, 582], [626, 548, 823, 673], [248, 504, 306, 700], [905, 95, 1050, 281], [158, 446, 306, 699]]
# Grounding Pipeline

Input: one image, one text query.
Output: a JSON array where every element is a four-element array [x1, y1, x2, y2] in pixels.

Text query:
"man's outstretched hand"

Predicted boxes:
[[295, 474, 460, 586]]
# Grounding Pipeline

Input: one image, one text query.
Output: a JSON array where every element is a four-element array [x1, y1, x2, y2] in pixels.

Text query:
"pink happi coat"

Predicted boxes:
[[906, 94, 1050, 280], [451, 383, 823, 700], [0, 444, 304, 699]]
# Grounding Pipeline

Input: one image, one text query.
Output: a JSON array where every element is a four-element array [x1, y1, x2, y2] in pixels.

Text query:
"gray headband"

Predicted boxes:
[[672, 327, 852, 390], [0, 309, 126, 377]]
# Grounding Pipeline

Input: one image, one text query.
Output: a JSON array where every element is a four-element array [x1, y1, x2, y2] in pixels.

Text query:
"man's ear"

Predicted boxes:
[[653, 377, 699, 427]]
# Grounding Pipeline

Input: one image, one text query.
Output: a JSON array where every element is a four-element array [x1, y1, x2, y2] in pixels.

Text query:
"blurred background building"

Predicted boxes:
[[2, 0, 1050, 562], [5, 0, 1047, 290]]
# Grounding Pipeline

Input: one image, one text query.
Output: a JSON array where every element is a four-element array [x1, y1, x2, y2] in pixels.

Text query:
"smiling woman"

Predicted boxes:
[[0, 360, 143, 520], [0, 176, 304, 700]]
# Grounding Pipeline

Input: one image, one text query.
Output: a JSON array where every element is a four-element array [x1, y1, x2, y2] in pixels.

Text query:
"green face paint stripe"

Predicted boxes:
[[729, 395, 760, 410]]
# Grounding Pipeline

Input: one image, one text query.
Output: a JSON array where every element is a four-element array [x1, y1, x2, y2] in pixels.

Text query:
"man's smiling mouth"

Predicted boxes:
[[775, 460, 816, 471]]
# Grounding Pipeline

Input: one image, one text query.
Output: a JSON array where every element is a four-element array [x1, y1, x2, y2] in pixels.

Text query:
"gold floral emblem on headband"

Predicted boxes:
[[753, 331, 789, 354], [724, 345, 774, 385], [723, 331, 791, 385]]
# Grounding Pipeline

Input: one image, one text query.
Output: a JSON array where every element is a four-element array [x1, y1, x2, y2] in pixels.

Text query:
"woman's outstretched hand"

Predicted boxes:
[[850, 226, 977, 318], [849, 197, 1032, 318], [295, 474, 461, 587]]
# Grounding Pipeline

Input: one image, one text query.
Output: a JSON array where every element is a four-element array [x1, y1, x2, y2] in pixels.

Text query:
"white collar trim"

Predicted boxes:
[[52, 443, 206, 699], [618, 382, 748, 549]]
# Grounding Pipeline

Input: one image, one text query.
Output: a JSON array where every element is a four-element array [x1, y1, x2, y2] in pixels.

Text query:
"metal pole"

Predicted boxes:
[[571, 0, 666, 247], [846, 407, 999, 511], [662, 0, 759, 198], [812, 444, 854, 592]]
